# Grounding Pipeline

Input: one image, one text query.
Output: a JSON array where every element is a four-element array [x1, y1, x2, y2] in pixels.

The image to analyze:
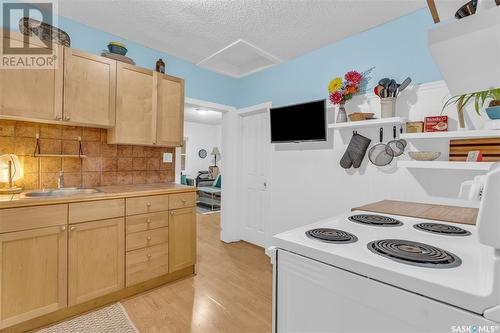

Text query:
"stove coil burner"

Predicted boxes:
[[367, 239, 461, 268], [349, 214, 403, 227], [306, 228, 358, 244], [414, 223, 471, 236]]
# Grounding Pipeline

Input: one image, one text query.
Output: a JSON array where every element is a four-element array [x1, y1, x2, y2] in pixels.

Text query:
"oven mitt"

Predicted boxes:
[[340, 133, 371, 169]]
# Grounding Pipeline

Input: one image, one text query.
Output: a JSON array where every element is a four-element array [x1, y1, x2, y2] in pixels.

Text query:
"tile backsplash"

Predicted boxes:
[[0, 120, 175, 190]]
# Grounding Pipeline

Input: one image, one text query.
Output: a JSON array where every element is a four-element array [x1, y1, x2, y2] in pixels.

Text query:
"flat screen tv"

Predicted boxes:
[[270, 99, 327, 143]]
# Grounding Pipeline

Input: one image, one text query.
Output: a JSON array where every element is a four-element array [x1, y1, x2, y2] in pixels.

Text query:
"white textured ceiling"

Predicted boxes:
[[58, 0, 430, 77], [184, 104, 223, 125]]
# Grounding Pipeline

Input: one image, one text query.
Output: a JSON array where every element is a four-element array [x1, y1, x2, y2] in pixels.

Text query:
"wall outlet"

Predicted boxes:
[[162, 152, 173, 163]]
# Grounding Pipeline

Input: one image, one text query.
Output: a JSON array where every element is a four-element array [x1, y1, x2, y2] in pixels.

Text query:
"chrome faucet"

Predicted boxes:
[[58, 170, 65, 189]]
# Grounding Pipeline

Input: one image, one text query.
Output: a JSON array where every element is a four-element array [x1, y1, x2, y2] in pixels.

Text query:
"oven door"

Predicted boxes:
[[274, 249, 495, 333]]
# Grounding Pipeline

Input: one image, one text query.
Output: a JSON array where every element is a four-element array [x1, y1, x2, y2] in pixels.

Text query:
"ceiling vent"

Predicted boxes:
[[197, 39, 281, 78]]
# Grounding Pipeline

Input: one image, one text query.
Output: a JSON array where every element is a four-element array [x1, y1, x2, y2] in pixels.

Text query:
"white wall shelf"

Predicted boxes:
[[401, 130, 500, 140], [397, 160, 494, 171], [328, 117, 405, 130]]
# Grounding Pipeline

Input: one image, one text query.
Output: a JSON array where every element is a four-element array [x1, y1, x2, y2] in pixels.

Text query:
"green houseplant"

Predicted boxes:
[[442, 88, 500, 128]]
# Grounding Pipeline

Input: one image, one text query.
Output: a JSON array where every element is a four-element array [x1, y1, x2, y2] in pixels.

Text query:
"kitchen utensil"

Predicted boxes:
[[368, 128, 394, 166], [388, 80, 397, 97], [455, 0, 477, 19], [398, 77, 412, 93], [408, 151, 441, 161], [398, 126, 407, 148], [378, 78, 391, 87], [387, 126, 405, 157], [340, 132, 371, 169]]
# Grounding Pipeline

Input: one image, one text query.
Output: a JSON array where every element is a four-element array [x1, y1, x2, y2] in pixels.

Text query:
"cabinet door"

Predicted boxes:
[[156, 74, 184, 147], [0, 226, 67, 329], [0, 32, 63, 121], [68, 218, 124, 306], [168, 207, 196, 272], [108, 63, 156, 145], [63, 48, 116, 127]]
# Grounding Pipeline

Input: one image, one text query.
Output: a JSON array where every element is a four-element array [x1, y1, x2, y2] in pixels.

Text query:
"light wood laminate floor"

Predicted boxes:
[[122, 213, 273, 333]]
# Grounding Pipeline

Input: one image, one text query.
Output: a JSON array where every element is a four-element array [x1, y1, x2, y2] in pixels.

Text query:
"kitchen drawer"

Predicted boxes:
[[69, 199, 125, 224], [126, 243, 169, 287], [169, 192, 196, 210], [126, 212, 169, 234], [0, 204, 67, 233], [126, 227, 168, 251], [126, 195, 169, 216]]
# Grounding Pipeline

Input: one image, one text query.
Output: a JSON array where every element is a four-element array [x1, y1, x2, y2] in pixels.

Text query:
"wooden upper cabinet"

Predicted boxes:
[[68, 218, 124, 306], [63, 48, 116, 127], [0, 226, 67, 329], [156, 74, 184, 146], [108, 63, 156, 145], [0, 32, 63, 121], [168, 207, 196, 272]]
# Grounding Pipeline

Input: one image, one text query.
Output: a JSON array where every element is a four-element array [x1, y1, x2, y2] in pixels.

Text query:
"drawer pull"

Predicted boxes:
[[60, 225, 66, 231], [147, 254, 152, 260], [146, 218, 152, 224], [147, 202, 152, 207], [70, 226, 76, 231], [147, 236, 152, 241], [181, 199, 187, 204]]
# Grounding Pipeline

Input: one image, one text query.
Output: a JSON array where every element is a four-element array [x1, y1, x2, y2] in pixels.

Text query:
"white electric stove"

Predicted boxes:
[[270, 165, 500, 333]]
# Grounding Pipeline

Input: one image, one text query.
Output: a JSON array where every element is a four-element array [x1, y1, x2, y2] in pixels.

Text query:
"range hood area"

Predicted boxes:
[[428, 5, 500, 96]]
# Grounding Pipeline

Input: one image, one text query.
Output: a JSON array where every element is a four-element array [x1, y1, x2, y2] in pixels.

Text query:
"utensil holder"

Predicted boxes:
[[380, 97, 396, 118]]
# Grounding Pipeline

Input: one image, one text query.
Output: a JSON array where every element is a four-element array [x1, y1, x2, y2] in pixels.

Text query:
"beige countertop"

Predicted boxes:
[[0, 183, 197, 209]]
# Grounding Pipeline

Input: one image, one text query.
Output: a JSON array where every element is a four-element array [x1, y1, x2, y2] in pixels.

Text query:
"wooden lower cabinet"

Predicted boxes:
[[68, 218, 125, 306], [168, 207, 197, 272], [0, 226, 67, 329], [126, 243, 169, 287]]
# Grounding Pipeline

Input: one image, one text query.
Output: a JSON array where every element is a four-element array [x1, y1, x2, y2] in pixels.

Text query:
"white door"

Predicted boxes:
[[240, 111, 269, 247]]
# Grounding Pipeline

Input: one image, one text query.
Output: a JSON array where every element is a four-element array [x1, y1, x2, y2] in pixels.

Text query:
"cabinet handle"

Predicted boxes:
[[60, 225, 66, 231], [147, 236, 152, 241], [181, 199, 187, 204], [170, 211, 174, 216], [64, 115, 71, 121], [147, 254, 152, 260], [54, 115, 62, 120], [146, 218, 152, 224], [146, 202, 151, 207], [70, 226, 76, 231]]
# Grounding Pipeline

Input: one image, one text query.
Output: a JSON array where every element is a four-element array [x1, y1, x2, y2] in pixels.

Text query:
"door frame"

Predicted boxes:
[[181, 98, 273, 249], [236, 103, 273, 248]]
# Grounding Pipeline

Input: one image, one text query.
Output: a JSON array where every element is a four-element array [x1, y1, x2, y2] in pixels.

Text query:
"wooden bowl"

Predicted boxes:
[[409, 151, 441, 161]]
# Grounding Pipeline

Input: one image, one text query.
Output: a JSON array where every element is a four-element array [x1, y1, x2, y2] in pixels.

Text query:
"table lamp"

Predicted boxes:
[[211, 147, 221, 167], [0, 154, 23, 194]]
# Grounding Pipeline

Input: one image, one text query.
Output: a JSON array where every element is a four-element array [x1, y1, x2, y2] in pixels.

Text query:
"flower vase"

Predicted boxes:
[[336, 103, 348, 123]]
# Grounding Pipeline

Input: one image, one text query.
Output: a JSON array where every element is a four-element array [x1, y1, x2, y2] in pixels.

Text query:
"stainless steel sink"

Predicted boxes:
[[24, 188, 101, 197]]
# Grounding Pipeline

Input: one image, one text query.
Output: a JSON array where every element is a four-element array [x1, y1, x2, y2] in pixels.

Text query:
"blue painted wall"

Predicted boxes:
[[5, 6, 441, 109], [56, 17, 240, 106], [4, 8, 239, 106], [236, 9, 442, 108]]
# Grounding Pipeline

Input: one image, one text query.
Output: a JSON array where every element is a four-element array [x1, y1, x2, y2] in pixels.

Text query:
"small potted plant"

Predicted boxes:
[[328, 68, 373, 123], [443, 88, 500, 128]]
